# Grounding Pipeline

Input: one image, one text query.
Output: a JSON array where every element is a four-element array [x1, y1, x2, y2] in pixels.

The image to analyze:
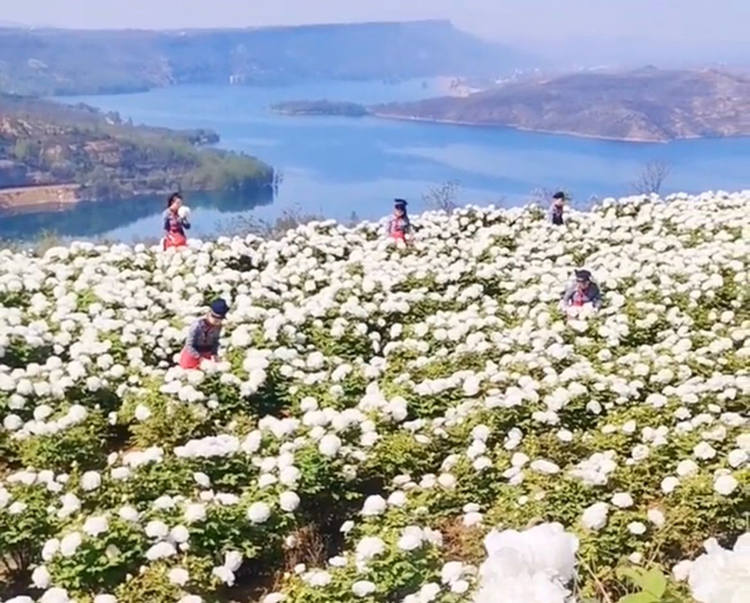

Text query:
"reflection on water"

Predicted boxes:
[[0, 187, 273, 241]]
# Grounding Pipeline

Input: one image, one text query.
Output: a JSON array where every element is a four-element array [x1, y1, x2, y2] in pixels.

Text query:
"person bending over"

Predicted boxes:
[[179, 298, 229, 369], [561, 269, 602, 310]]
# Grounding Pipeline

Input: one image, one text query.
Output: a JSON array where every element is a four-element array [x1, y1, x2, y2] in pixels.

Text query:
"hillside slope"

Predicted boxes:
[[374, 67, 750, 141], [0, 193, 747, 602], [0, 94, 273, 206]]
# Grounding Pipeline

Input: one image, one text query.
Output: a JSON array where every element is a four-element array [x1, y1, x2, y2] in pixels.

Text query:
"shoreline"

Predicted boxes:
[[0, 181, 275, 213], [0, 184, 82, 212], [370, 112, 670, 144]]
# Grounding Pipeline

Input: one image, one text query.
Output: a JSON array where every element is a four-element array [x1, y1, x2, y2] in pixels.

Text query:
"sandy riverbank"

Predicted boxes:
[[0, 184, 81, 212]]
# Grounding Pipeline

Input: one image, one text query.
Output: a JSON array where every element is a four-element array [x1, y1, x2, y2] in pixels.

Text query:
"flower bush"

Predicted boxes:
[[0, 191, 748, 603]]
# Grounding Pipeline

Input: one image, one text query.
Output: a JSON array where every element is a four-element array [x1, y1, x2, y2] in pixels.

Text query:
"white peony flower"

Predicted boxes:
[[318, 434, 342, 457], [80, 471, 102, 491], [628, 521, 647, 535], [145, 520, 169, 539], [397, 526, 424, 551], [247, 501, 272, 524], [32, 565, 52, 588], [83, 516, 109, 537], [361, 495, 387, 516], [60, 532, 82, 557], [185, 503, 207, 523], [145, 542, 177, 560], [168, 567, 190, 586], [581, 502, 609, 531], [355, 536, 385, 562], [611, 492, 634, 508], [647, 508, 665, 528], [352, 580, 377, 597], [661, 476, 680, 494], [688, 533, 750, 602], [713, 474, 738, 496], [279, 491, 300, 512]]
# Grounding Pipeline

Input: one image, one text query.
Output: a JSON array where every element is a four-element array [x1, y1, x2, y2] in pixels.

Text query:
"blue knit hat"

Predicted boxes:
[[209, 298, 229, 318]]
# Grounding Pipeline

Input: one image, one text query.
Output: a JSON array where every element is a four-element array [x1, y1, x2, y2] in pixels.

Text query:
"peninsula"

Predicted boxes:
[[371, 67, 750, 142], [0, 94, 273, 209], [271, 100, 368, 117]]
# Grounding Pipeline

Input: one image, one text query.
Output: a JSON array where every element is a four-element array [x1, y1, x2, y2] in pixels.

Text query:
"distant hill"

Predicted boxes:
[[0, 94, 273, 207], [0, 21, 530, 96], [372, 67, 750, 142]]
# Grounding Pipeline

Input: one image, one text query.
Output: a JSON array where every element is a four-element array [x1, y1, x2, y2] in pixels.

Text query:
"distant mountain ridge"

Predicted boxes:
[[372, 67, 750, 142], [0, 20, 529, 96]]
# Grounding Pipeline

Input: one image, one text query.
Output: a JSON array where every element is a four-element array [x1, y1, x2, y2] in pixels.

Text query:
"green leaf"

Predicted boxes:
[[642, 568, 667, 598], [618, 593, 659, 603], [616, 567, 648, 590]]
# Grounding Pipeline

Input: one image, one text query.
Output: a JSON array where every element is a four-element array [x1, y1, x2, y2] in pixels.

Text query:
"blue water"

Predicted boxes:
[[2, 78, 750, 242]]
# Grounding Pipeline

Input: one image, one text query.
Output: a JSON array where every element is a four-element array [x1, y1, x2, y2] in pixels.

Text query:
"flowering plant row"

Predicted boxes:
[[0, 191, 748, 603]]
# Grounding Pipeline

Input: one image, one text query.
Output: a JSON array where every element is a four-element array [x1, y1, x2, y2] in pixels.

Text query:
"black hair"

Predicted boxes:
[[167, 192, 182, 208], [552, 191, 567, 200]]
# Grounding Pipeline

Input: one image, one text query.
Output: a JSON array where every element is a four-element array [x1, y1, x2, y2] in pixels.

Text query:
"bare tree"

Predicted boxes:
[[215, 205, 323, 240], [632, 160, 670, 195], [423, 180, 460, 212], [529, 187, 555, 206]]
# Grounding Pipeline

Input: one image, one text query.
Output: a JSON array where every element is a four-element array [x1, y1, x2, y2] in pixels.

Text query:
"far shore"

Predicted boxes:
[[369, 112, 671, 144]]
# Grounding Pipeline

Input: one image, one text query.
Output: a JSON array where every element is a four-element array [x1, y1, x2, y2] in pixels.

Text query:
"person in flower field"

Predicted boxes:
[[550, 191, 567, 225], [388, 198, 413, 244], [561, 269, 602, 310], [179, 298, 229, 369], [163, 192, 191, 250]]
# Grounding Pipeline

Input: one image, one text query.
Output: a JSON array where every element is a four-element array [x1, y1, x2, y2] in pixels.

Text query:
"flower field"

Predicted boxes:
[[0, 192, 748, 603]]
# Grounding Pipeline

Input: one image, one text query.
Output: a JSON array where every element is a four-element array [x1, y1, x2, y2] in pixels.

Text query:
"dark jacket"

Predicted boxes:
[[550, 203, 565, 225], [185, 318, 222, 357]]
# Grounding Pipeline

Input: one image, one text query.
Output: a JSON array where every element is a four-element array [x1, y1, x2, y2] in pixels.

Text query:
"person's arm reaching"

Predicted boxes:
[[163, 215, 171, 232], [590, 284, 603, 309], [209, 329, 220, 358], [561, 284, 574, 307], [181, 217, 191, 230]]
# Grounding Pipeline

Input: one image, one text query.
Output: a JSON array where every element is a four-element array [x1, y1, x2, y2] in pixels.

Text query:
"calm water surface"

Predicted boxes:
[[2, 78, 750, 242]]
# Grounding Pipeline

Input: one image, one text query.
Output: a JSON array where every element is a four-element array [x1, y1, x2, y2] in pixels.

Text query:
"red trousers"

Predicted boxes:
[[179, 348, 214, 369], [164, 232, 187, 250]]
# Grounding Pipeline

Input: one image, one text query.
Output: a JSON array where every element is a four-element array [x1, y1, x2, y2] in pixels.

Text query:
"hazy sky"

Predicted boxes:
[[3, 1, 749, 63]]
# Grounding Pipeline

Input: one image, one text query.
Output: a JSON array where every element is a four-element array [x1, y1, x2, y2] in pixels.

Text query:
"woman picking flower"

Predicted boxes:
[[560, 269, 602, 310], [163, 192, 191, 250], [387, 198, 413, 245], [179, 299, 229, 369]]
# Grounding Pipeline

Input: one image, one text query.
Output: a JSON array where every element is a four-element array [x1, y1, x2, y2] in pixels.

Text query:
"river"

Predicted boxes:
[[1, 77, 750, 242]]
